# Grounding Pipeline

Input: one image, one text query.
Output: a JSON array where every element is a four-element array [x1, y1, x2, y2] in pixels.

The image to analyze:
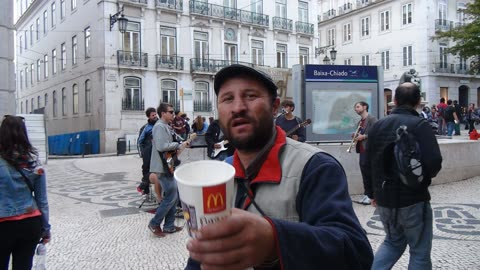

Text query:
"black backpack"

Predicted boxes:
[[394, 125, 424, 190]]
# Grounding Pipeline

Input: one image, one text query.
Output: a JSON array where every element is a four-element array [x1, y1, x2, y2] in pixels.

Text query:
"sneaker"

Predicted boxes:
[[175, 207, 184, 219], [148, 224, 165, 237], [163, 226, 183, 234], [360, 195, 371, 205]]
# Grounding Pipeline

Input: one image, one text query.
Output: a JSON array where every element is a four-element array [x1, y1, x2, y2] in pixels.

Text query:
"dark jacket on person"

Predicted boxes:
[[355, 113, 377, 153], [204, 120, 234, 158], [366, 106, 442, 208]]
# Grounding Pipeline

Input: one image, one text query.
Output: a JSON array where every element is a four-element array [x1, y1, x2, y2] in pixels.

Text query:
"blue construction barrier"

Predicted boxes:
[[48, 130, 100, 155]]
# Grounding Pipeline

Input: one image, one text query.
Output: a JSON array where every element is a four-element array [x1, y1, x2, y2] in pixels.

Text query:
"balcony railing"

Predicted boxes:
[[122, 98, 144, 111], [273, 17, 293, 32], [156, 55, 184, 70], [455, 22, 466, 28], [164, 99, 180, 111], [117, 51, 148, 67], [295, 21, 314, 35], [120, 0, 147, 5], [190, 58, 255, 73], [189, 1, 269, 27], [435, 19, 454, 31], [194, 100, 212, 112], [356, 0, 370, 8], [434, 63, 455, 74], [323, 9, 337, 20], [456, 64, 470, 74], [156, 0, 183, 12]]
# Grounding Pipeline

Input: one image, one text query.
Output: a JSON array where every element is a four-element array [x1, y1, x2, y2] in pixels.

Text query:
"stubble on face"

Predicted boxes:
[[217, 78, 276, 152]]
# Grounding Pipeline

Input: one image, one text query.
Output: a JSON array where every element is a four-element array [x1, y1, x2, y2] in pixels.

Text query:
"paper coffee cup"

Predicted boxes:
[[174, 160, 235, 238]]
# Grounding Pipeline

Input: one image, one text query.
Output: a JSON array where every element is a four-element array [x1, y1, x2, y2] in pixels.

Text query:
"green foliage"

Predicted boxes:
[[432, 1, 480, 74]]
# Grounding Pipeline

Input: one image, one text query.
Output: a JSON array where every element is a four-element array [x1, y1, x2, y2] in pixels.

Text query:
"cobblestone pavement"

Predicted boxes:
[[41, 150, 479, 269]]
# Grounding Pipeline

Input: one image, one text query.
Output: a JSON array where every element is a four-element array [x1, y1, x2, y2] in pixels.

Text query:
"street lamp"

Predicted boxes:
[[110, 7, 128, 33], [315, 45, 338, 64], [323, 55, 331, 65], [329, 48, 337, 64]]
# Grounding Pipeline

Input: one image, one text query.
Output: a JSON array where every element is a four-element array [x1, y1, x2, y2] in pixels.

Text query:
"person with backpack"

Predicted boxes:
[[275, 100, 306, 142], [437, 98, 447, 135], [137, 107, 159, 197], [366, 82, 442, 270]]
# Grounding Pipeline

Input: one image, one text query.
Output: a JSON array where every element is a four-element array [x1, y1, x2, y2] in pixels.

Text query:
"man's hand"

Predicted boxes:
[[371, 199, 377, 208], [214, 143, 222, 149], [355, 134, 366, 142], [187, 208, 278, 270]]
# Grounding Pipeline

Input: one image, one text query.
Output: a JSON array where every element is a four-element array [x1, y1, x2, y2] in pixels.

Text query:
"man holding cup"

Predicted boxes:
[[148, 102, 189, 237], [184, 65, 373, 269]]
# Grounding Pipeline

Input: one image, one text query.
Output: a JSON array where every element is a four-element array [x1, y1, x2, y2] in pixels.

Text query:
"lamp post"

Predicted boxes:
[[110, 7, 128, 33], [315, 45, 337, 65]]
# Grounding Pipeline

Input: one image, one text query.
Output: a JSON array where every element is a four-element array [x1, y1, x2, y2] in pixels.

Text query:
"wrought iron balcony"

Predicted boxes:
[[435, 19, 454, 31], [323, 9, 336, 20], [119, 0, 147, 5], [356, 0, 370, 8], [164, 99, 180, 111], [433, 63, 455, 74], [338, 3, 353, 15], [189, 0, 269, 27], [194, 100, 212, 112], [190, 58, 255, 73], [295, 21, 314, 35], [156, 0, 183, 12], [273, 17, 293, 32], [117, 50, 148, 68], [455, 64, 470, 74], [122, 98, 144, 111], [156, 55, 184, 70], [455, 22, 466, 28]]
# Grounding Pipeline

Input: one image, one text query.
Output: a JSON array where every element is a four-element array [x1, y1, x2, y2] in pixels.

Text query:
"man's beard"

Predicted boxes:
[[221, 112, 274, 152]]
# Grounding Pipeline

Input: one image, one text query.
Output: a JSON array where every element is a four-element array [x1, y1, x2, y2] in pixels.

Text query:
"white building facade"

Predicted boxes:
[[15, 0, 320, 153], [317, 0, 480, 114], [0, 0, 16, 118]]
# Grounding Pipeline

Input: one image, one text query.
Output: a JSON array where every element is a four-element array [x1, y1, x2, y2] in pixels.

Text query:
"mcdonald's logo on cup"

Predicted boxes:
[[203, 184, 227, 214]]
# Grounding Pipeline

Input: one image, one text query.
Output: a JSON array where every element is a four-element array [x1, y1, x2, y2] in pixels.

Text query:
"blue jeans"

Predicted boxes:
[[372, 201, 432, 270], [447, 121, 455, 136], [150, 173, 178, 231]]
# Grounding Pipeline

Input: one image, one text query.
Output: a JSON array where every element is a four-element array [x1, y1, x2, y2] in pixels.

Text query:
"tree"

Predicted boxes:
[[432, 1, 480, 74]]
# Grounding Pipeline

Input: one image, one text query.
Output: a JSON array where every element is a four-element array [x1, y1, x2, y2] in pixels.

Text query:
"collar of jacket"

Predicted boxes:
[[231, 126, 285, 184], [391, 105, 420, 117]]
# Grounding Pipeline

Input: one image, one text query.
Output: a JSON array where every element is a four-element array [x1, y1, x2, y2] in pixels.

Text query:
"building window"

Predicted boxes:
[[62, 87, 67, 115], [85, 79, 91, 113], [161, 79, 177, 109], [343, 23, 351, 42], [19, 36, 23, 54], [73, 84, 78, 114], [72, 36, 77, 65], [251, 40, 264, 66], [224, 43, 238, 64], [84, 27, 91, 59], [194, 81, 209, 111], [160, 27, 176, 58], [26, 100, 29, 114], [61, 43, 66, 70], [60, 0, 66, 20], [361, 16, 370, 37], [44, 54, 49, 78], [44, 93, 48, 110], [380, 10, 390, 32], [381, 50, 390, 70], [43, 10, 48, 34], [20, 71, 23, 89], [36, 59, 41, 81], [362, 55, 369, 66], [25, 67, 29, 88], [36, 18, 40, 40], [29, 24, 33, 45], [53, 90, 57, 117], [439, 1, 447, 22], [30, 63, 34, 84], [439, 44, 448, 69], [124, 77, 143, 110], [251, 0, 262, 13], [21, 101, 23, 114], [276, 43, 287, 68], [403, 45, 413, 66], [402, 3, 413, 25], [31, 98, 34, 112], [121, 22, 141, 64], [344, 58, 352, 65], [37, 96, 41, 109], [51, 2, 56, 27], [52, 49, 57, 74], [194, 31, 208, 68], [71, 0, 77, 10], [299, 47, 309, 65], [298, 1, 308, 22], [327, 28, 335, 46], [275, 0, 287, 18], [24, 31, 28, 50]]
